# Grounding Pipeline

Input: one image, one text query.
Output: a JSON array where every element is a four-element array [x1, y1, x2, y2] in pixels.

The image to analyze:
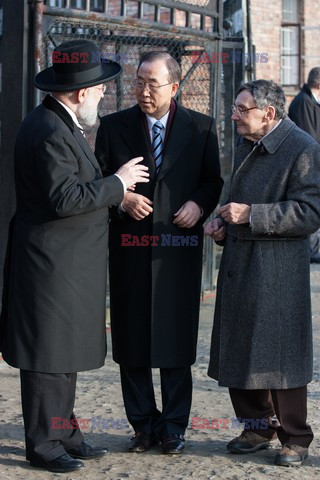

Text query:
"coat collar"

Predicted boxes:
[[43, 94, 75, 132], [42, 94, 102, 177], [302, 83, 319, 104], [258, 117, 296, 155], [119, 103, 194, 181]]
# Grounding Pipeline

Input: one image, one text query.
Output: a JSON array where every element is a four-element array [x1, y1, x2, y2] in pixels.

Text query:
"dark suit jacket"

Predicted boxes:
[[0, 95, 123, 373], [95, 102, 223, 367]]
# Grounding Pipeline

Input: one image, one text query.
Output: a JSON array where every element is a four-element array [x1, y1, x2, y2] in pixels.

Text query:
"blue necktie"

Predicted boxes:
[[152, 121, 164, 174]]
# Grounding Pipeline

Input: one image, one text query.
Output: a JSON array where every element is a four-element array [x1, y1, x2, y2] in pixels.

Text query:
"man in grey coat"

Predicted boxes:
[[0, 40, 149, 473], [205, 80, 320, 467]]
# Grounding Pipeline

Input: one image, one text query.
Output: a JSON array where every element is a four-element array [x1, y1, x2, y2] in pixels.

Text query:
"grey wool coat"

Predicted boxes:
[[0, 95, 123, 373], [208, 117, 320, 389]]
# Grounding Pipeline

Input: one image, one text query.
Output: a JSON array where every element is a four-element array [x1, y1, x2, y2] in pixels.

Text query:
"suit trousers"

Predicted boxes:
[[120, 366, 192, 438], [20, 370, 84, 462], [310, 230, 320, 257], [229, 386, 314, 447]]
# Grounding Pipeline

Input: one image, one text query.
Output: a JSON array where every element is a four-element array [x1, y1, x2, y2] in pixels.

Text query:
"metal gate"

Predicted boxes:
[[0, 0, 246, 299], [39, 0, 224, 292]]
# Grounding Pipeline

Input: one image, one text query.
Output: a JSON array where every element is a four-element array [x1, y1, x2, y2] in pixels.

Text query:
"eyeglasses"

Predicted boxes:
[[132, 79, 173, 92], [93, 84, 106, 94], [231, 104, 259, 116]]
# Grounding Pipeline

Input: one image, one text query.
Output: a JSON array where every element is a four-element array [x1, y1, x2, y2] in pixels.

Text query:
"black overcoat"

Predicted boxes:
[[0, 95, 123, 373], [288, 84, 320, 143], [95, 103, 223, 368]]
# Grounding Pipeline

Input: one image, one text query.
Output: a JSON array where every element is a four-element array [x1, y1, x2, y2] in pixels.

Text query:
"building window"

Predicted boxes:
[[281, 0, 300, 86]]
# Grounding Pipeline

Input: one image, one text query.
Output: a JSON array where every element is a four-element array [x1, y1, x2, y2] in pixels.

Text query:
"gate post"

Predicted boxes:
[[0, 0, 32, 304]]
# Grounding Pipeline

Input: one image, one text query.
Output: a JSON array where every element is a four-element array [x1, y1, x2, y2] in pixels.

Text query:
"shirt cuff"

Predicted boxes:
[[114, 174, 126, 194]]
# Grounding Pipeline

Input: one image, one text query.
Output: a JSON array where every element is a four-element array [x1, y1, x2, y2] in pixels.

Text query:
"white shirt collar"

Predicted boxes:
[[146, 110, 170, 131], [52, 95, 84, 130], [311, 90, 320, 104]]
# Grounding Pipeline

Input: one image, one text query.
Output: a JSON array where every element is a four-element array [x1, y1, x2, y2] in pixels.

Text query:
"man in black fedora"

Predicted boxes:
[[0, 39, 149, 473]]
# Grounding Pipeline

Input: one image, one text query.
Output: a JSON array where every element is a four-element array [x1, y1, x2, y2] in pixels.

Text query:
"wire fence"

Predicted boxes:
[[39, 1, 241, 291]]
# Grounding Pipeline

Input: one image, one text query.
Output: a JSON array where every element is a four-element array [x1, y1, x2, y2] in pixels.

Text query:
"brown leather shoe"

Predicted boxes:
[[274, 444, 308, 467], [128, 432, 156, 453], [227, 431, 277, 453]]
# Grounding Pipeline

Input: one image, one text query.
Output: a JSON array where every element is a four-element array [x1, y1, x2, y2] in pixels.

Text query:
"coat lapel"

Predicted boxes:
[[157, 104, 194, 182], [42, 95, 102, 178], [120, 105, 156, 178], [118, 104, 194, 182]]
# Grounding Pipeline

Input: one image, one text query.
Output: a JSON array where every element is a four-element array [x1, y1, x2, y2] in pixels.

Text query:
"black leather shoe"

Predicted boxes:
[[30, 453, 85, 473], [162, 434, 185, 454], [128, 432, 156, 452], [67, 441, 108, 459]]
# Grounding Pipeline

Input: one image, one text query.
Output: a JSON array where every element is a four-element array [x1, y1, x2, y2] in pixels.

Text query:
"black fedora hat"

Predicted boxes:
[[34, 39, 122, 92]]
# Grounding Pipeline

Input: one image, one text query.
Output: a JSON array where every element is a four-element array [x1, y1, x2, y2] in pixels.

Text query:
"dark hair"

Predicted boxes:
[[237, 79, 286, 119], [307, 67, 320, 88], [137, 51, 181, 83]]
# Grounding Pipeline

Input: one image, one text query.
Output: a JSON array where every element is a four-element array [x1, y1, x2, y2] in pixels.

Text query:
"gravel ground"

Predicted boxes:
[[1, 266, 320, 480]]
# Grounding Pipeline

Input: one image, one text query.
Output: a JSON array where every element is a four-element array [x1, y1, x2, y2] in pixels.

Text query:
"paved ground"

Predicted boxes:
[[1, 266, 320, 480]]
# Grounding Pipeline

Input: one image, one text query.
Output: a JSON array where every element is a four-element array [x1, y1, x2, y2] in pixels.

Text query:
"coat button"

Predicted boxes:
[[227, 270, 233, 277], [232, 237, 237, 243]]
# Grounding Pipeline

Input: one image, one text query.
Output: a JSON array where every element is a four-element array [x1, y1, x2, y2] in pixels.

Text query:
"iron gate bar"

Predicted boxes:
[[50, 0, 220, 20], [43, 6, 221, 41]]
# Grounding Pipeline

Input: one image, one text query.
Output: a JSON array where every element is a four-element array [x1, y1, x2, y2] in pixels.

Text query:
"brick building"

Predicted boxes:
[[224, 0, 320, 99]]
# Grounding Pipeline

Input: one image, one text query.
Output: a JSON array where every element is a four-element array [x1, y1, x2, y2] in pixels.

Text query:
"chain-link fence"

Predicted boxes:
[[42, 18, 219, 145], [36, 0, 238, 292], [0, 0, 245, 302]]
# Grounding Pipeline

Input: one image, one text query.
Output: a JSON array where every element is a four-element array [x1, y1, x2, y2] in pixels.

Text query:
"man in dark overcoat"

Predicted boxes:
[[205, 79, 320, 467], [0, 40, 149, 473], [289, 66, 320, 262], [95, 51, 223, 454]]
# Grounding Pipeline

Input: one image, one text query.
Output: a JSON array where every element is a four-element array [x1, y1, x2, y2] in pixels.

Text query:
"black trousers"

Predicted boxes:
[[20, 370, 84, 462], [229, 386, 314, 447], [120, 366, 192, 438]]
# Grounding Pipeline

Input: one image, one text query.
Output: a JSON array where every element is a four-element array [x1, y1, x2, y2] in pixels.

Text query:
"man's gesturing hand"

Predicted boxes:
[[204, 218, 226, 241], [217, 203, 251, 225], [173, 201, 201, 228], [116, 157, 149, 189], [121, 192, 153, 220]]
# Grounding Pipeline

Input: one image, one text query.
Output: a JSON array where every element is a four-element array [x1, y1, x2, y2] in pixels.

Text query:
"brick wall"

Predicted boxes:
[[249, 0, 320, 104], [302, 0, 320, 83], [250, 0, 282, 83]]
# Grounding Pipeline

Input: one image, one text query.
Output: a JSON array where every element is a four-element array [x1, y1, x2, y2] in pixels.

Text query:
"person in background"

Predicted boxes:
[[289, 67, 320, 263]]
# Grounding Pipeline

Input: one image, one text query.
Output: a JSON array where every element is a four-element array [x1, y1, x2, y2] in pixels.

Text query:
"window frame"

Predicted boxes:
[[281, 0, 301, 88]]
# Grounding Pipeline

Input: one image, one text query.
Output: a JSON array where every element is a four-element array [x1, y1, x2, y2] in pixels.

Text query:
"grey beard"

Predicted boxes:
[[77, 105, 98, 127]]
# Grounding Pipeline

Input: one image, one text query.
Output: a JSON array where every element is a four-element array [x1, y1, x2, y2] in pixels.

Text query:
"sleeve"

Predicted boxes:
[[188, 117, 224, 222], [34, 128, 124, 218], [251, 143, 320, 237]]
